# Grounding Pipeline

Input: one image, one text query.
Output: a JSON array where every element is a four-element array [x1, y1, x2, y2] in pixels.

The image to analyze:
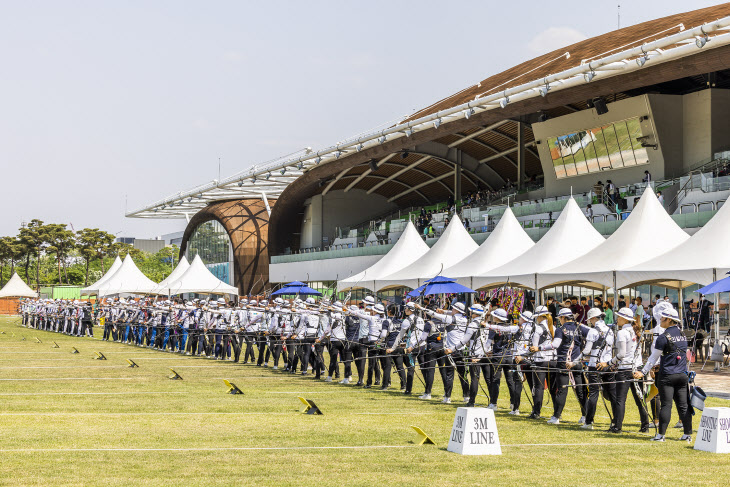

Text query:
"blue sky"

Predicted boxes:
[[0, 0, 721, 237]]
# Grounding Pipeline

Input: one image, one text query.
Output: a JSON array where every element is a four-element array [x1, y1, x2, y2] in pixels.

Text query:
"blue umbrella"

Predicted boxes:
[[272, 281, 322, 296], [696, 273, 730, 295], [407, 276, 475, 297]]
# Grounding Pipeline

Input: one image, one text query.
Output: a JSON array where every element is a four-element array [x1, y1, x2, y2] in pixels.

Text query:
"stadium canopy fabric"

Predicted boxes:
[[0, 273, 38, 298], [81, 256, 122, 295], [442, 207, 534, 288], [163, 255, 238, 296], [337, 221, 429, 292], [473, 198, 604, 290], [615, 192, 730, 288], [538, 188, 689, 290], [375, 214, 478, 291], [152, 256, 190, 295], [97, 255, 159, 296]]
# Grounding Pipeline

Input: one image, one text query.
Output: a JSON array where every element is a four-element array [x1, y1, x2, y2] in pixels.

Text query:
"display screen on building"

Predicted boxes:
[[548, 117, 649, 178], [186, 220, 234, 285]]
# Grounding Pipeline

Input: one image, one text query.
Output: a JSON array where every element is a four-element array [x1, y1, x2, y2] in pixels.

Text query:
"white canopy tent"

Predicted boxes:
[[538, 188, 690, 290], [97, 255, 159, 297], [473, 198, 605, 290], [152, 256, 190, 295], [374, 214, 478, 291], [162, 255, 238, 296], [337, 221, 429, 292], [442, 208, 535, 288], [81, 256, 122, 295], [615, 193, 730, 289], [0, 273, 38, 298]]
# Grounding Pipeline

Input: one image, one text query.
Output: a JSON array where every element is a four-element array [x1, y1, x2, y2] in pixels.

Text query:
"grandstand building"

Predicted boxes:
[[127, 4, 730, 297]]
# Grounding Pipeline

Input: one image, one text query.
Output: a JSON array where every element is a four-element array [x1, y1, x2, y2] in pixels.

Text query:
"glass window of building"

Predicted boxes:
[[549, 117, 649, 179], [186, 220, 234, 285]]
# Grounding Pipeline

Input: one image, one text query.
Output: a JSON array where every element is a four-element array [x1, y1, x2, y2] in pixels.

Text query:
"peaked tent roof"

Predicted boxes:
[[97, 255, 159, 296], [0, 273, 38, 298], [539, 188, 689, 289], [163, 255, 238, 295], [337, 221, 430, 292], [375, 214, 479, 291], [442, 208, 535, 288], [473, 198, 605, 290], [152, 256, 190, 295], [615, 193, 730, 288], [81, 256, 122, 295]]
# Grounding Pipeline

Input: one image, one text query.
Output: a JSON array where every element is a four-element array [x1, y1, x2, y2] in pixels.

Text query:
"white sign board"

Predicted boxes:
[[447, 407, 501, 455], [694, 407, 730, 453]]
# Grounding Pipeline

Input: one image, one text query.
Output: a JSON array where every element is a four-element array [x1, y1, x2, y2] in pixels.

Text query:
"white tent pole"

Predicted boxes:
[[534, 274, 539, 306], [678, 286, 684, 330]]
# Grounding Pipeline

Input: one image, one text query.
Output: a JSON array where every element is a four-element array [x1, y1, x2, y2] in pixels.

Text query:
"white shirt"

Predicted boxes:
[[611, 323, 638, 370]]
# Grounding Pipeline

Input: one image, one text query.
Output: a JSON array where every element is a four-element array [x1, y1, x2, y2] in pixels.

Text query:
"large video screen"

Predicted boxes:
[[547, 117, 649, 179]]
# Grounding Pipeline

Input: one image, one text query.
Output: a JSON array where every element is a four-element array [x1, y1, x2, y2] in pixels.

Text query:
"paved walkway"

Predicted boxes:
[[691, 362, 730, 399]]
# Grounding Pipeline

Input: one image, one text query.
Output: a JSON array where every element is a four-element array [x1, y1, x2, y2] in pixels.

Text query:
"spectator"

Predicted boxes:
[[577, 296, 590, 324], [634, 296, 645, 324], [603, 301, 614, 325], [618, 295, 626, 308], [547, 296, 557, 319], [464, 217, 470, 230], [657, 190, 664, 207], [585, 204, 593, 220], [698, 295, 713, 332], [629, 298, 638, 314], [642, 170, 651, 184]]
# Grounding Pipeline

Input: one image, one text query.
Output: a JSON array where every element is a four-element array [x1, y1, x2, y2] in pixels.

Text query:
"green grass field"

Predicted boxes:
[[1, 315, 728, 487]]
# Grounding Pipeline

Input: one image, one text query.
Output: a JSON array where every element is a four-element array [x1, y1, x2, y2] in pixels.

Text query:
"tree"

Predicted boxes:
[[18, 219, 47, 288], [0, 237, 13, 285], [45, 224, 76, 284]]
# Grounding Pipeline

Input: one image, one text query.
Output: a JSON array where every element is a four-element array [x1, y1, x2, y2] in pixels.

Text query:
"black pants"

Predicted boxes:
[[468, 357, 492, 403], [362, 340, 381, 386], [503, 358, 523, 411], [614, 369, 640, 430], [256, 333, 268, 365], [312, 342, 325, 379], [269, 337, 284, 367], [584, 366, 603, 425], [553, 362, 587, 419], [299, 337, 316, 373], [381, 348, 407, 389], [531, 361, 550, 416], [658, 373, 692, 436], [244, 332, 257, 363], [103, 323, 112, 341], [405, 346, 425, 394], [348, 342, 365, 382], [487, 357, 504, 405], [443, 352, 469, 399], [422, 344, 447, 395], [328, 341, 348, 377]]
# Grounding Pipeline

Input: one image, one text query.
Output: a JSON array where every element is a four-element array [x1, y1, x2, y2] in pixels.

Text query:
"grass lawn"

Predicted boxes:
[[0, 315, 728, 486]]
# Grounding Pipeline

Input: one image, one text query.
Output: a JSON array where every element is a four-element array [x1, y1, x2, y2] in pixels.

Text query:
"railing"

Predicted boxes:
[[679, 199, 726, 214]]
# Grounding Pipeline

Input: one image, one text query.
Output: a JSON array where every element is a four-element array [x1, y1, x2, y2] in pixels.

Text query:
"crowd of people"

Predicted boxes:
[[17, 291, 700, 443]]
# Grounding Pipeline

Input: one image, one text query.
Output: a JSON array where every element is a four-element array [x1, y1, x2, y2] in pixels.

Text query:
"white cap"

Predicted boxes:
[[260, 299, 269, 306], [405, 302, 417, 311], [349, 305, 359, 313], [452, 302, 465, 314], [469, 304, 485, 315], [333, 301, 342, 308], [274, 297, 284, 305], [616, 307, 635, 321], [660, 307, 680, 322], [362, 296, 375, 306], [558, 307, 574, 318], [240, 298, 248, 304], [586, 307, 603, 321], [519, 310, 534, 322], [217, 298, 226, 304], [373, 303, 385, 314], [249, 299, 258, 306], [534, 305, 549, 317], [490, 308, 509, 322], [305, 297, 316, 305]]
